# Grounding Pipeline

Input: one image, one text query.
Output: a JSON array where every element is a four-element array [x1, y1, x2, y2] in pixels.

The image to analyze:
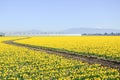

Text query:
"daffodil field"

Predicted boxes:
[[15, 36, 120, 61], [0, 37, 120, 79]]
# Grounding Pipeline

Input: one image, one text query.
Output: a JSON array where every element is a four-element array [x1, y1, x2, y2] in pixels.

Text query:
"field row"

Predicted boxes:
[[0, 37, 119, 79], [15, 36, 120, 61]]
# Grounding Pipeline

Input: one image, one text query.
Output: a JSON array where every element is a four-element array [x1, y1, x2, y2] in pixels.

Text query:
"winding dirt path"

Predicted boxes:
[[2, 37, 120, 72]]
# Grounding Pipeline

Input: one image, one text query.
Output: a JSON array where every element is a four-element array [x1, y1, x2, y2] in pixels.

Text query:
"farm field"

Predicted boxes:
[[15, 36, 120, 61], [0, 37, 120, 79]]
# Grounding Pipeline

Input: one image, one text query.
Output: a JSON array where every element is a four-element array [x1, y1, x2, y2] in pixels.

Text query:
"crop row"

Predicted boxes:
[[15, 36, 120, 61], [0, 37, 119, 79]]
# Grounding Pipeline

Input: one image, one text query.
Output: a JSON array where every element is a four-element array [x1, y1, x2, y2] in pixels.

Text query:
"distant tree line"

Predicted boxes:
[[82, 32, 120, 36], [5, 32, 65, 36]]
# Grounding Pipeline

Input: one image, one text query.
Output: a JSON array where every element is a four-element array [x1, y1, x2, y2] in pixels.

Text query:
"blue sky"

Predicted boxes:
[[0, 0, 120, 32]]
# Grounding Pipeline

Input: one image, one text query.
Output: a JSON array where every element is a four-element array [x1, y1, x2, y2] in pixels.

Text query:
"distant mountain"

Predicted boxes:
[[62, 28, 120, 34], [5, 29, 42, 36], [4, 28, 120, 36], [0, 32, 5, 34], [0, 32, 5, 36], [24, 29, 42, 33]]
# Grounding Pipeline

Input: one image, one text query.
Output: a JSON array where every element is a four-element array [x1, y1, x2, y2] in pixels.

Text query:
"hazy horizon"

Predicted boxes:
[[0, 0, 120, 32], [1, 27, 120, 33]]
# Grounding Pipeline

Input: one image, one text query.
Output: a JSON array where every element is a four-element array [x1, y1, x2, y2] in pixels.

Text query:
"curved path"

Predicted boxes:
[[2, 37, 120, 72]]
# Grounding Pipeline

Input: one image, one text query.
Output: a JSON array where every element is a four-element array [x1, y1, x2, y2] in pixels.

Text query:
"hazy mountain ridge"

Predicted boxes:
[[3, 28, 120, 36], [62, 28, 120, 34]]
